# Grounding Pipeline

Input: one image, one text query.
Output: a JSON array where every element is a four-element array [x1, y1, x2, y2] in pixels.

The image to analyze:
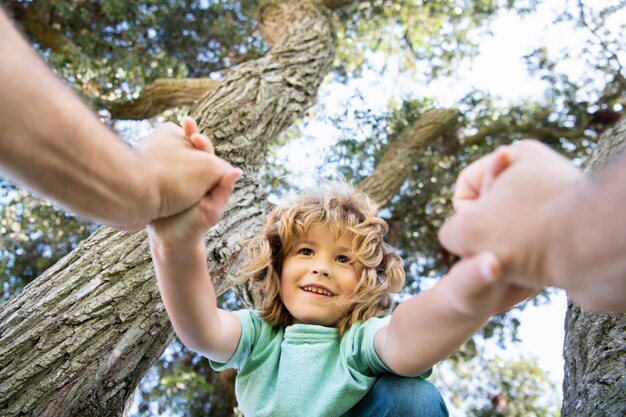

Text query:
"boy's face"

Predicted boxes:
[[279, 225, 358, 327]]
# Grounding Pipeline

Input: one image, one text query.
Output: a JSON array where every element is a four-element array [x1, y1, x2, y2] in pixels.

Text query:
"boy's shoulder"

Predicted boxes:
[[230, 309, 265, 328], [346, 314, 390, 335], [231, 309, 283, 341], [349, 314, 390, 337], [211, 309, 284, 370]]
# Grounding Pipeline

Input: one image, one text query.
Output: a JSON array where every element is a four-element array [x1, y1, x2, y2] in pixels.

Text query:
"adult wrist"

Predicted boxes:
[[541, 177, 590, 291], [133, 150, 163, 228]]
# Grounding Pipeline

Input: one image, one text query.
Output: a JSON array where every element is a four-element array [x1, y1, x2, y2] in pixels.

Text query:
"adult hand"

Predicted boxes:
[[136, 117, 237, 231], [439, 140, 585, 290]]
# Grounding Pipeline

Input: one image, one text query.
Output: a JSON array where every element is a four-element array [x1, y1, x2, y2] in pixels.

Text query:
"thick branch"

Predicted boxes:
[[193, 1, 335, 171], [323, 0, 355, 10], [19, 19, 79, 55], [9, 0, 84, 60], [108, 78, 220, 120], [358, 108, 460, 206], [257, 0, 336, 49], [464, 123, 588, 147]]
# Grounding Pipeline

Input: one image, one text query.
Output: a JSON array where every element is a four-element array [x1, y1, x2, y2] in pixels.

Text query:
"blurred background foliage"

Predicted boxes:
[[0, 179, 95, 301], [1, 0, 623, 415], [433, 352, 561, 416]]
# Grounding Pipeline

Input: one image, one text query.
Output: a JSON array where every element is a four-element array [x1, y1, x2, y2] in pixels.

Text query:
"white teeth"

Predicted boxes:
[[302, 286, 334, 297]]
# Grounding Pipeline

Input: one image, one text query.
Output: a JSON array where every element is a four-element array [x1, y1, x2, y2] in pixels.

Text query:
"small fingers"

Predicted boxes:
[[438, 215, 471, 258], [181, 116, 215, 154], [204, 167, 243, 206], [494, 285, 539, 315], [443, 252, 503, 315], [181, 116, 199, 137], [213, 168, 243, 204], [200, 168, 243, 225], [450, 251, 501, 286], [190, 133, 215, 153]]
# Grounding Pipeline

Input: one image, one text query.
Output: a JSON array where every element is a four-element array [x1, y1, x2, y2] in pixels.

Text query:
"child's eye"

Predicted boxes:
[[336, 255, 350, 264], [298, 248, 314, 256]]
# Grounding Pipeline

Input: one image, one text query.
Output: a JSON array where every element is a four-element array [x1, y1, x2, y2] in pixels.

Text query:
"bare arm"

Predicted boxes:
[[439, 140, 626, 312], [375, 253, 534, 376], [0, 10, 231, 231], [150, 241, 242, 362], [547, 150, 626, 311], [147, 169, 243, 362]]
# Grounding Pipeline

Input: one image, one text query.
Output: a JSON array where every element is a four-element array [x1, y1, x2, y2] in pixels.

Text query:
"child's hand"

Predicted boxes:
[[181, 116, 214, 153], [147, 168, 242, 250], [442, 252, 538, 318]]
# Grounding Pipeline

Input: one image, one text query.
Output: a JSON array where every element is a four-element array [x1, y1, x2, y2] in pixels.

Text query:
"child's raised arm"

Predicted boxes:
[[374, 252, 535, 376], [147, 168, 243, 363]]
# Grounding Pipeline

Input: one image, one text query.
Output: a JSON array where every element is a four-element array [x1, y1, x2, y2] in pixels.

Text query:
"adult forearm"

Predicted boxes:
[[0, 10, 157, 229], [547, 153, 626, 312]]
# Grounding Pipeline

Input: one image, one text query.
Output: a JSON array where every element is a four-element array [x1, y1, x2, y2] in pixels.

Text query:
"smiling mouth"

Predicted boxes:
[[300, 286, 336, 297]]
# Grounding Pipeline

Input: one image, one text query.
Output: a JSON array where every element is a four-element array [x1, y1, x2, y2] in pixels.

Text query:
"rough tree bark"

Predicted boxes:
[[0, 1, 334, 416], [109, 78, 220, 120], [561, 118, 626, 417]]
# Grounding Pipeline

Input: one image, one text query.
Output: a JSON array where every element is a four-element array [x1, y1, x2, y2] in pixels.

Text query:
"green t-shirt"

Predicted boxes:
[[211, 310, 395, 417]]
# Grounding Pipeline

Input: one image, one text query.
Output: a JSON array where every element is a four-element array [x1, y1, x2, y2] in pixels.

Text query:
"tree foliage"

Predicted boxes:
[[433, 353, 561, 416], [133, 340, 237, 417], [0, 180, 94, 302], [4, 0, 266, 111]]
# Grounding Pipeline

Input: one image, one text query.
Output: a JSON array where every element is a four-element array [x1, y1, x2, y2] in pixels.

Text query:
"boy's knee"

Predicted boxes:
[[353, 374, 448, 417], [381, 375, 447, 414]]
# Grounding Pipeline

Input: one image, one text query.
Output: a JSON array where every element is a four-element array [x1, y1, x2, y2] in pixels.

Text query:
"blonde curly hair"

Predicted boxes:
[[243, 182, 405, 337]]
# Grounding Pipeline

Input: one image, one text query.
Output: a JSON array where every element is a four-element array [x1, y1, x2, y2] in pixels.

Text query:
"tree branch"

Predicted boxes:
[[108, 78, 220, 120], [323, 0, 355, 10], [357, 108, 460, 206], [8, 0, 84, 59], [463, 123, 589, 147]]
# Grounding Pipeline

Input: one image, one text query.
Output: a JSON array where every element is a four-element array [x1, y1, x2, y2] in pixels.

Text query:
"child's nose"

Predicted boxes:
[[311, 263, 331, 277]]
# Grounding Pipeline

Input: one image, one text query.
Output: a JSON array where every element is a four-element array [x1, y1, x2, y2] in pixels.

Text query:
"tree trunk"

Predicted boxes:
[[561, 118, 626, 416], [0, 1, 334, 416]]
